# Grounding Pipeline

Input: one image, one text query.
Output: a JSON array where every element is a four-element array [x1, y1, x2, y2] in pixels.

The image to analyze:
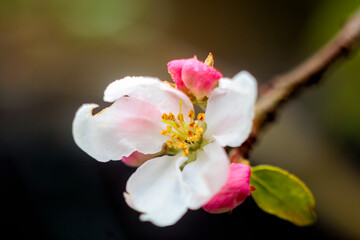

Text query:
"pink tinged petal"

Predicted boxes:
[[122, 151, 161, 167], [182, 142, 229, 209], [204, 71, 258, 147], [167, 59, 188, 92], [167, 58, 223, 100], [72, 97, 167, 162], [202, 163, 252, 214], [103, 76, 193, 118], [124, 155, 189, 227], [181, 58, 222, 100]]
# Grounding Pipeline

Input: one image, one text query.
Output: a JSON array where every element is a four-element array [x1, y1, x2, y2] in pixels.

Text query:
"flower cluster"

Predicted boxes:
[[72, 54, 257, 227]]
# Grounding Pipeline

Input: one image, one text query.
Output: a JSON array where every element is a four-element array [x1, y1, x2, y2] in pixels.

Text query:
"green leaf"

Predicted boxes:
[[250, 165, 316, 226]]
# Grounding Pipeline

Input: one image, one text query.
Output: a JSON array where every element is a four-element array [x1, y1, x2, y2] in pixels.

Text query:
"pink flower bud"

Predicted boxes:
[[202, 163, 253, 214], [167, 56, 222, 101]]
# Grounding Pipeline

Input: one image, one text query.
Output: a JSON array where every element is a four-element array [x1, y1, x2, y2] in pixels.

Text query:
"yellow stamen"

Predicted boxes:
[[168, 112, 175, 121], [169, 133, 180, 142], [175, 142, 186, 149], [163, 120, 187, 139], [175, 136, 183, 142], [182, 148, 189, 156], [189, 121, 196, 128], [186, 130, 194, 136], [193, 135, 201, 141], [161, 113, 169, 120], [193, 134, 202, 141], [177, 113, 184, 121], [188, 110, 195, 120], [196, 127, 203, 134], [161, 130, 170, 136], [160, 101, 207, 154], [197, 113, 205, 121], [166, 139, 173, 147]]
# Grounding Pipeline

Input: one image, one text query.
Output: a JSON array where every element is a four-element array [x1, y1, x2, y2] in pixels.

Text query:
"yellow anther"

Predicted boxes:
[[196, 127, 204, 134], [175, 142, 186, 149], [161, 101, 205, 154], [204, 52, 214, 67], [197, 113, 205, 121], [166, 139, 173, 147], [189, 135, 200, 142], [161, 130, 170, 136], [161, 113, 169, 120], [176, 136, 183, 142], [177, 113, 184, 121], [182, 148, 189, 156], [169, 133, 183, 142], [186, 130, 194, 136], [188, 110, 195, 120], [168, 112, 175, 121]]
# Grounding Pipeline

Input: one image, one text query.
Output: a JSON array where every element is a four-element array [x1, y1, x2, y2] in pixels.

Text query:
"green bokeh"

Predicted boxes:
[[0, 0, 147, 38]]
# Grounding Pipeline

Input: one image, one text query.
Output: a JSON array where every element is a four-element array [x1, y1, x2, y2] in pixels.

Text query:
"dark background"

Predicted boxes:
[[1, 0, 360, 239]]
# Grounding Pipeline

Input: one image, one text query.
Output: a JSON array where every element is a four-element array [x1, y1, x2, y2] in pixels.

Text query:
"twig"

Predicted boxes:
[[235, 8, 360, 158]]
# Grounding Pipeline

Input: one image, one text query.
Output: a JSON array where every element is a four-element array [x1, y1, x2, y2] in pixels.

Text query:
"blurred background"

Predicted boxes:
[[1, 0, 360, 239]]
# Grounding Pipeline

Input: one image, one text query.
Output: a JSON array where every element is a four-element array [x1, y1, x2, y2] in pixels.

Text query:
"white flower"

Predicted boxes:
[[72, 72, 257, 227]]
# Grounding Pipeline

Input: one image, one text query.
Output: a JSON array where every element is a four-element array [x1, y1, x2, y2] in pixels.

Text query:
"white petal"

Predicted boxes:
[[103, 76, 193, 118], [72, 97, 167, 162], [182, 142, 229, 209], [204, 71, 257, 147], [124, 155, 189, 227]]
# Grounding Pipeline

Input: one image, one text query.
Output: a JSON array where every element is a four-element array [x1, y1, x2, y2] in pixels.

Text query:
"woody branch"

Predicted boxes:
[[234, 8, 360, 158]]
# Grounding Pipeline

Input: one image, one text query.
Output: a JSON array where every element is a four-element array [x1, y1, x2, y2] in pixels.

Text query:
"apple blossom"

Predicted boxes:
[[72, 69, 257, 226]]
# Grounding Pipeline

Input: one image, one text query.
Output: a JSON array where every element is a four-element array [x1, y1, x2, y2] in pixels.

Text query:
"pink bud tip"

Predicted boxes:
[[202, 163, 252, 214], [167, 57, 222, 100]]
